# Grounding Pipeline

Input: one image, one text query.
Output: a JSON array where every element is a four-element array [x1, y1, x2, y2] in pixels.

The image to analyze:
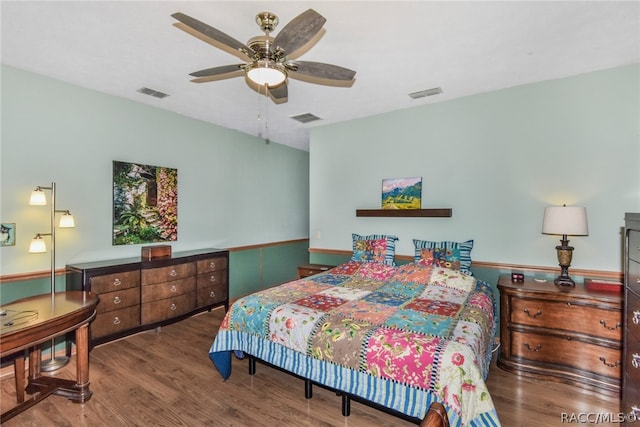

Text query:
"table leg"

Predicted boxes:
[[74, 323, 91, 398], [14, 355, 25, 403], [28, 347, 41, 381]]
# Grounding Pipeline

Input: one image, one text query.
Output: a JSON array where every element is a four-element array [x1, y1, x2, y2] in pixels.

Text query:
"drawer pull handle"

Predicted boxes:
[[209, 291, 216, 298], [170, 285, 177, 292], [170, 303, 177, 311], [209, 275, 216, 283], [599, 319, 621, 331], [170, 270, 177, 277], [632, 353, 640, 369], [599, 356, 620, 368], [523, 308, 542, 318], [113, 316, 121, 325], [113, 296, 121, 304], [210, 261, 216, 268], [634, 311, 640, 325], [113, 278, 122, 286], [524, 343, 542, 352]]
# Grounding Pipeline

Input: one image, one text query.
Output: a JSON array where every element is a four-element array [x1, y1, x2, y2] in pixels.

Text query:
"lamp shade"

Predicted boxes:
[[542, 206, 589, 236], [29, 188, 47, 205], [29, 235, 47, 253], [59, 212, 75, 228], [246, 61, 287, 87]]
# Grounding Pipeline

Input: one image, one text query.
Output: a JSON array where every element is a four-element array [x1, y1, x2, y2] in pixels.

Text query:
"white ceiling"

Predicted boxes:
[[2, 1, 639, 151]]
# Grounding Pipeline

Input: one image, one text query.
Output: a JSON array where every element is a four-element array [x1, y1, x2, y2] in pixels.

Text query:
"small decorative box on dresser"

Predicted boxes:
[[66, 248, 228, 346], [297, 263, 335, 279], [623, 213, 640, 422], [497, 275, 622, 394]]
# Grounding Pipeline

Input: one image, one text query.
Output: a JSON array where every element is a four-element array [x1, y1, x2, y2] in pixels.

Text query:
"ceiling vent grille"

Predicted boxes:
[[290, 113, 322, 124], [408, 87, 443, 99], [137, 87, 170, 99]]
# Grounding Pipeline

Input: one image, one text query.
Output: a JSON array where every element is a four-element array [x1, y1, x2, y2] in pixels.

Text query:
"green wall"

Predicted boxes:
[[1, 65, 310, 302], [309, 64, 640, 276]]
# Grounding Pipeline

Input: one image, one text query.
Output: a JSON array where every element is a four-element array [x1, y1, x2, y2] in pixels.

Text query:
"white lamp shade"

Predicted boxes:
[[29, 236, 47, 253], [542, 206, 589, 236], [246, 63, 287, 87], [29, 189, 47, 205], [59, 212, 75, 228]]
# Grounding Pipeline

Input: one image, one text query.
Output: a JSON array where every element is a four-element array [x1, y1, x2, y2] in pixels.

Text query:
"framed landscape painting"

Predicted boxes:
[[113, 160, 178, 245], [382, 177, 422, 209]]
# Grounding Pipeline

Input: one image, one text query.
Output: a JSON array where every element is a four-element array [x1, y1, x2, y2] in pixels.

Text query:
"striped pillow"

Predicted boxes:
[[413, 239, 474, 274], [351, 233, 399, 266]]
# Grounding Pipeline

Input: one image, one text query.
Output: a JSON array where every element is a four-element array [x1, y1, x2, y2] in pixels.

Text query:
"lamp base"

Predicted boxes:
[[554, 238, 576, 287], [41, 355, 70, 372], [554, 274, 576, 287]]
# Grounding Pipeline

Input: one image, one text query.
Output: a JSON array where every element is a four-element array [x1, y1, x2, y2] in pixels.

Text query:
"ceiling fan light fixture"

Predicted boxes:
[[246, 61, 287, 87]]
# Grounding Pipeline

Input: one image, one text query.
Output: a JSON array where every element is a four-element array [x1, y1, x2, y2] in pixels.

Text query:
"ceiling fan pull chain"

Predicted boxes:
[[264, 84, 270, 144]]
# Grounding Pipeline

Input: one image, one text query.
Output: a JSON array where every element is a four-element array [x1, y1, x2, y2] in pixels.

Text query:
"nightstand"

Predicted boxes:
[[297, 263, 335, 279], [497, 275, 622, 394]]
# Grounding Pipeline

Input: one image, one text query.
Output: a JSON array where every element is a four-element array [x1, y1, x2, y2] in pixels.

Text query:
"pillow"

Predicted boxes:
[[413, 239, 474, 274], [351, 233, 398, 266]]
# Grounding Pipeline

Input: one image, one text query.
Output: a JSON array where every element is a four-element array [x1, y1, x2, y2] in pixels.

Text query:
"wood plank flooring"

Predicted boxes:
[[1, 307, 621, 426]]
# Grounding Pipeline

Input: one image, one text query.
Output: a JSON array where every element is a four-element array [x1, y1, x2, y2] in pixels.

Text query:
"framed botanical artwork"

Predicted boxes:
[[381, 177, 422, 210], [0, 223, 16, 246], [112, 161, 178, 245]]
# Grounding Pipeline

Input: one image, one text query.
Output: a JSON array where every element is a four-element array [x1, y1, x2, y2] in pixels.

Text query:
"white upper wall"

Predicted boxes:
[[309, 64, 640, 273]]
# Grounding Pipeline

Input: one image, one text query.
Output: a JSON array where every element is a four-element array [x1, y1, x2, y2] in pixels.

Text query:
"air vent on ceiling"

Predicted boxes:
[[137, 87, 170, 99], [290, 113, 322, 124], [408, 87, 443, 99]]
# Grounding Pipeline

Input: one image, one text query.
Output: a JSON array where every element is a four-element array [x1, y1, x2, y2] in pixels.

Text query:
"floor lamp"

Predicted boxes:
[[29, 182, 75, 372]]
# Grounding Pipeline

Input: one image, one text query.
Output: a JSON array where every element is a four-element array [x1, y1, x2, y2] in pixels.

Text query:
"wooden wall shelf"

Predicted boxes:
[[356, 209, 452, 218]]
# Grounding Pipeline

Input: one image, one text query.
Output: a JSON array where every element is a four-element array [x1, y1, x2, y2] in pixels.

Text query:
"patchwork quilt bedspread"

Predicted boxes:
[[209, 261, 501, 426]]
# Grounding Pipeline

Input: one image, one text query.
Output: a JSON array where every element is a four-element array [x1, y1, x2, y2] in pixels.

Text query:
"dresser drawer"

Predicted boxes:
[[141, 291, 196, 324], [511, 297, 622, 340], [92, 306, 140, 339], [624, 335, 640, 386], [627, 290, 640, 343], [90, 270, 140, 293], [511, 330, 621, 379], [141, 277, 196, 303], [197, 256, 228, 274], [622, 372, 640, 422], [197, 282, 228, 307], [141, 262, 196, 285], [96, 287, 140, 314], [628, 259, 640, 295], [197, 270, 227, 289], [629, 230, 640, 264]]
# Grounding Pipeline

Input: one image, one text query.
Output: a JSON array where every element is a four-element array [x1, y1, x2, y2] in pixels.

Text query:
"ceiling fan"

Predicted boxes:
[[171, 9, 356, 104]]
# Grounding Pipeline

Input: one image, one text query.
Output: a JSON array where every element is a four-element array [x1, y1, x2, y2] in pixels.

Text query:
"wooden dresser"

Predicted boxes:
[[623, 213, 640, 421], [66, 248, 228, 346], [497, 275, 622, 394]]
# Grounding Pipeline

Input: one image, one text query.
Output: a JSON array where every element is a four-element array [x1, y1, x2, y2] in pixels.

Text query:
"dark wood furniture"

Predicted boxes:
[[497, 275, 622, 394], [66, 248, 228, 346], [0, 291, 98, 423], [623, 213, 640, 422], [356, 208, 452, 217], [297, 263, 335, 279]]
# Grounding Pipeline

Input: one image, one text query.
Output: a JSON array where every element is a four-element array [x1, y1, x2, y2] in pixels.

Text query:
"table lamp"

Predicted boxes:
[[542, 204, 588, 286]]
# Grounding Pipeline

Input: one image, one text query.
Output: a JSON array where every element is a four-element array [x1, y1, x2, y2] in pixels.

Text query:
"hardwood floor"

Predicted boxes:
[[1, 307, 621, 426]]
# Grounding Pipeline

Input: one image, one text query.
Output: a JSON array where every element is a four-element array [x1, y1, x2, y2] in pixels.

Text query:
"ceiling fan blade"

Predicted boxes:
[[172, 12, 255, 61], [267, 84, 288, 104], [189, 64, 245, 83], [273, 9, 326, 55], [287, 61, 356, 87]]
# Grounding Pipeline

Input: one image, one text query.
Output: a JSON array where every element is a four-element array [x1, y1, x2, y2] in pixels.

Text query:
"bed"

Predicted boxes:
[[209, 255, 500, 426]]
